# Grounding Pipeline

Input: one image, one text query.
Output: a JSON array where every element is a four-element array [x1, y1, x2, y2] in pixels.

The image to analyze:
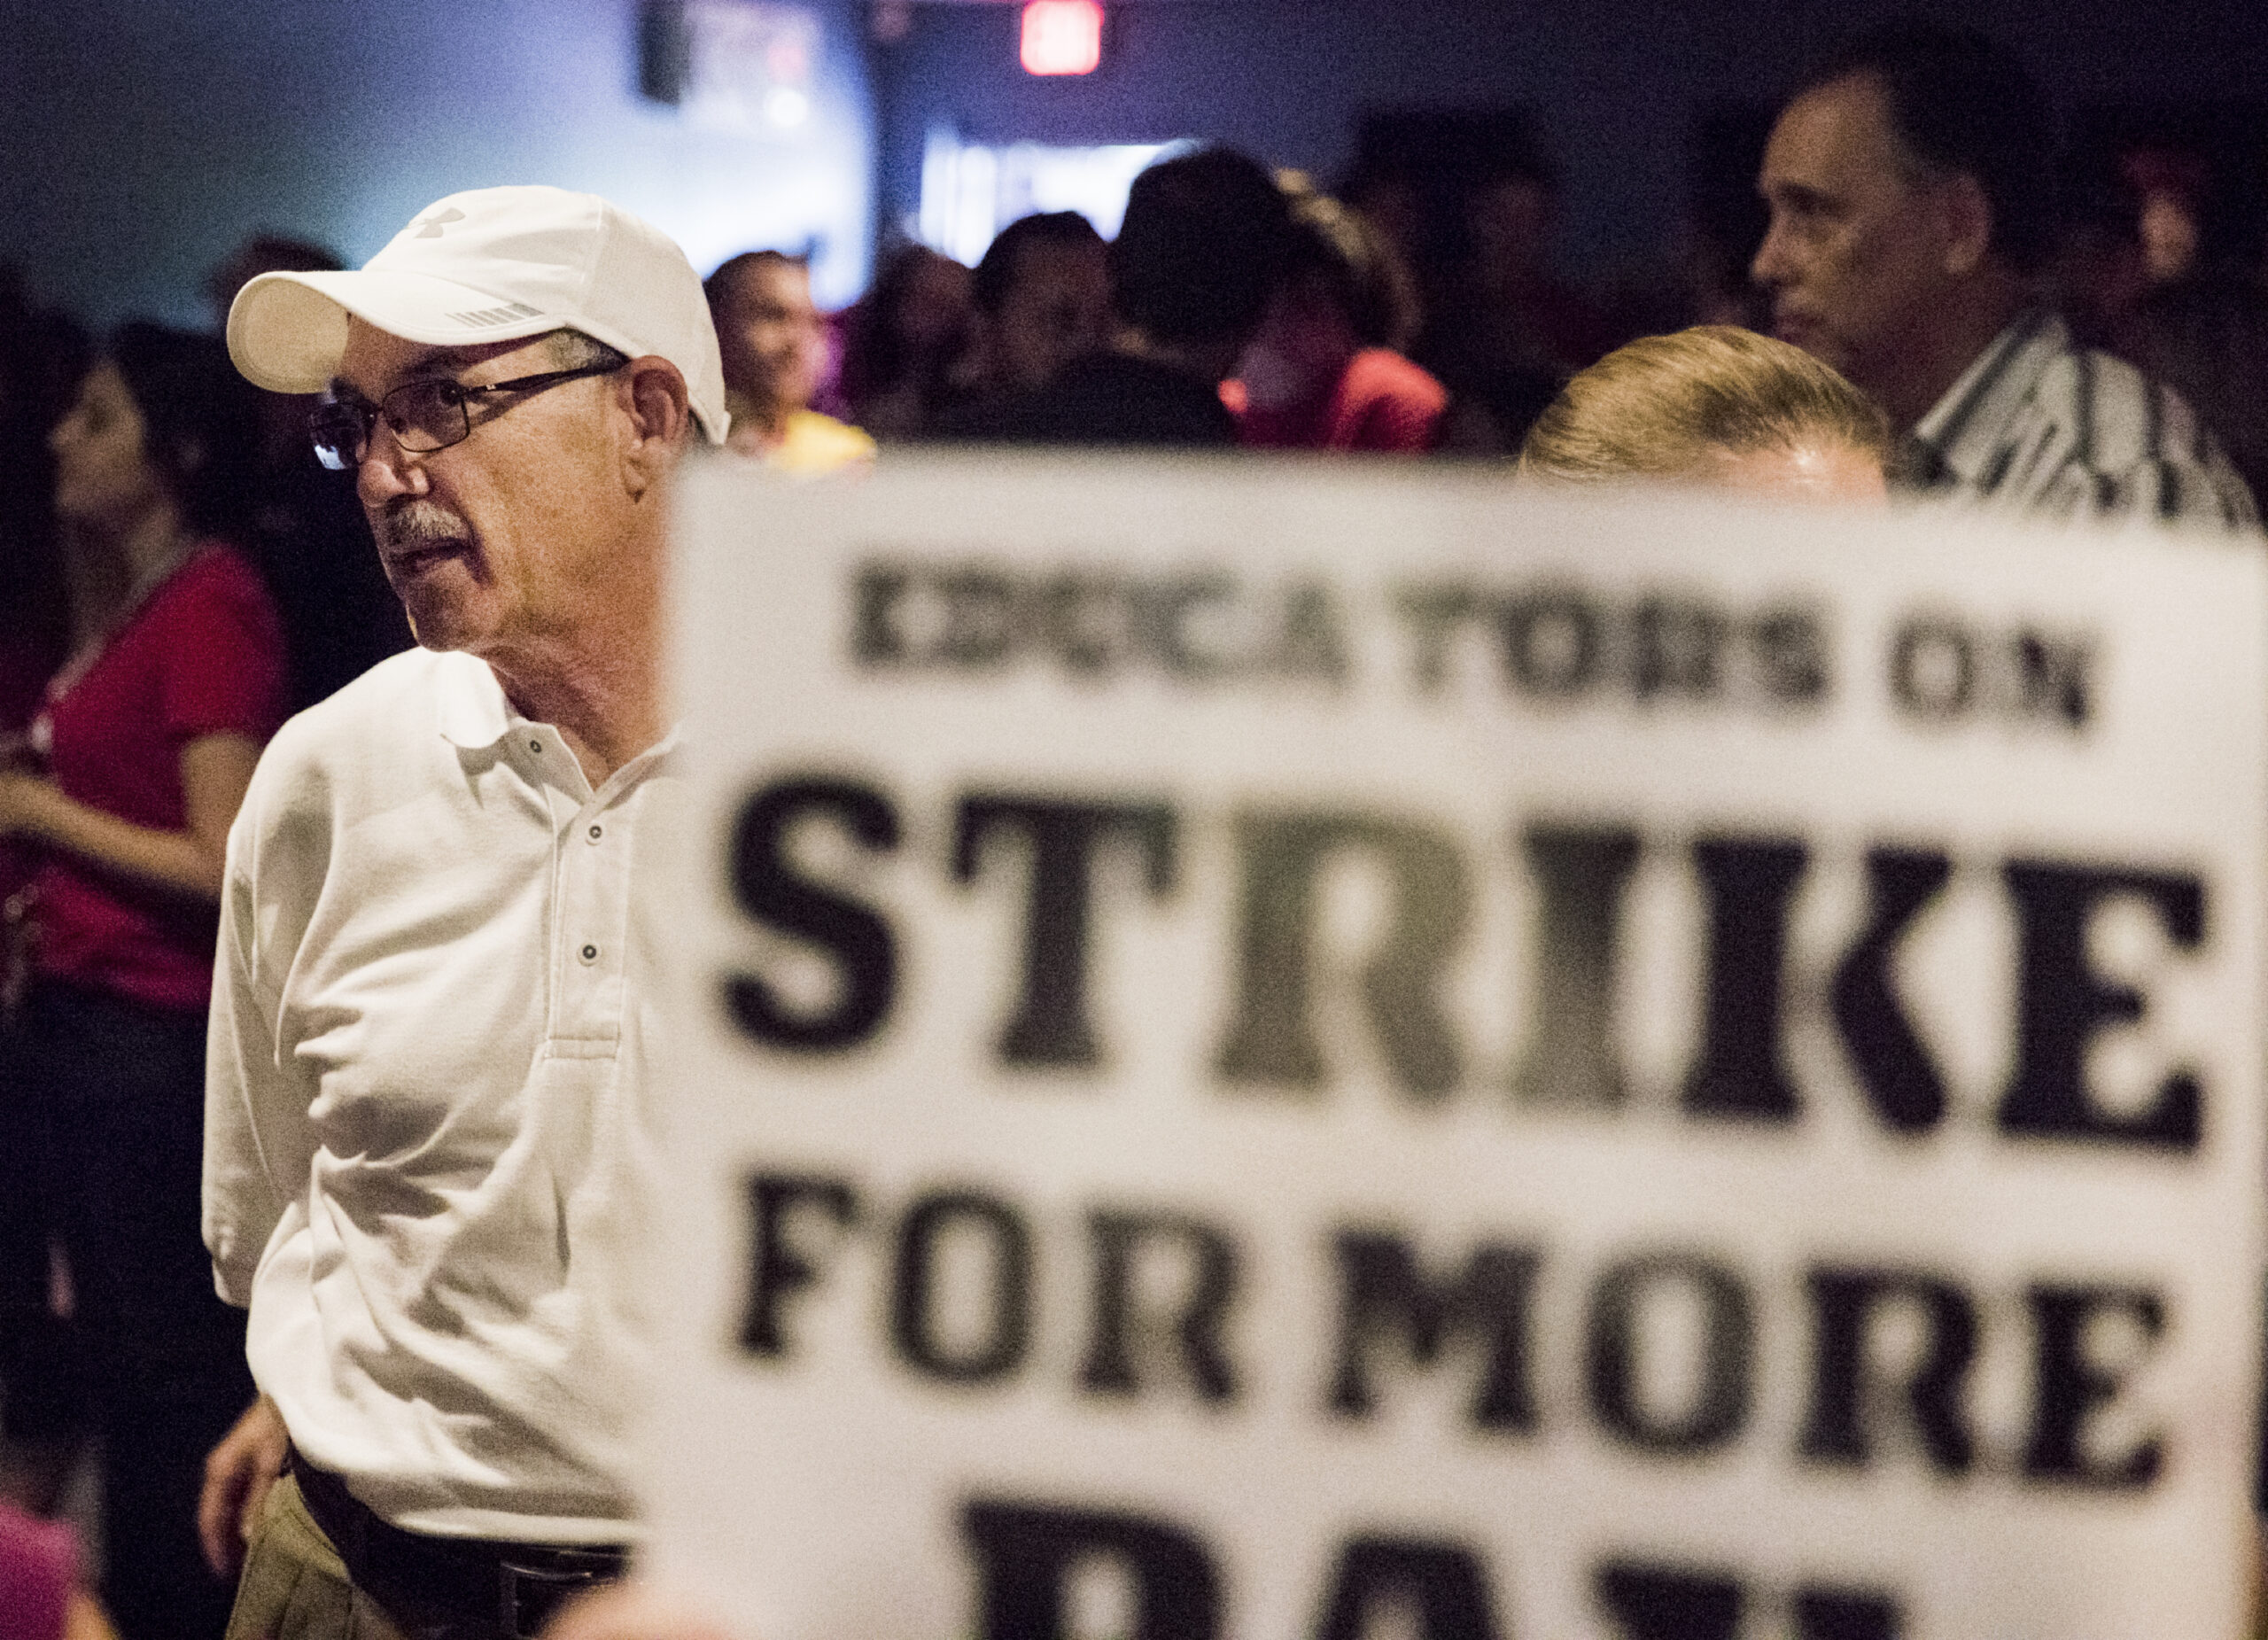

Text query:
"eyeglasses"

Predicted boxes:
[[309, 361, 623, 471]]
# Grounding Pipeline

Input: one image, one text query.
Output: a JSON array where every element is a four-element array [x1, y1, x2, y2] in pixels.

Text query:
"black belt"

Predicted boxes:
[[288, 1449, 630, 1640]]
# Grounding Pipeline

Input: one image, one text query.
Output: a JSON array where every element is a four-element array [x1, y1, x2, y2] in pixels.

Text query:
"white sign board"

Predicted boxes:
[[651, 453, 2268, 1640]]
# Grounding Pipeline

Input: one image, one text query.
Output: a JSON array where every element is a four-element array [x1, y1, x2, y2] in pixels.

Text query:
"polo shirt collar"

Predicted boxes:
[[431, 650, 687, 783], [433, 652, 517, 750]]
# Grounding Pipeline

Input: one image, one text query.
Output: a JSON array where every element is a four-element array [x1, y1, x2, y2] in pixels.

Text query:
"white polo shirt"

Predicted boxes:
[[204, 647, 681, 1543]]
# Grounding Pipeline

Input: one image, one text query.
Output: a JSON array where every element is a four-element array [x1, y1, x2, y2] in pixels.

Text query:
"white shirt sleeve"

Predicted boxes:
[[202, 742, 320, 1307]]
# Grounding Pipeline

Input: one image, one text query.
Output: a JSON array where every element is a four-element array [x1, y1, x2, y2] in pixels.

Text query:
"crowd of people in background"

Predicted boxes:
[[0, 14, 2264, 1640], [674, 25, 2268, 511]]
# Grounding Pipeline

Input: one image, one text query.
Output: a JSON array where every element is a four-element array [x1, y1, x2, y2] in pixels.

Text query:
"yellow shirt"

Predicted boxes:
[[729, 408, 876, 474]]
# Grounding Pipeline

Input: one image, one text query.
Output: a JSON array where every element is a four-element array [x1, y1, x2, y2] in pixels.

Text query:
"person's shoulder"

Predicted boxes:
[[2046, 339, 2155, 407], [297, 642, 452, 716], [2054, 342, 2225, 470], [151, 542, 280, 625], [233, 649, 470, 885], [1056, 354, 1238, 445], [2022, 341, 2260, 527], [178, 541, 267, 593], [930, 378, 1080, 443], [939, 355, 1230, 447], [2024, 330, 2178, 432], [789, 408, 872, 443], [1346, 349, 1447, 408], [1332, 350, 1447, 453], [777, 410, 877, 473], [257, 647, 453, 780]]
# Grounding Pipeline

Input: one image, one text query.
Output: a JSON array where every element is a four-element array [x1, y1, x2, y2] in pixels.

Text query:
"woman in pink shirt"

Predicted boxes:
[[0, 325, 287, 1640]]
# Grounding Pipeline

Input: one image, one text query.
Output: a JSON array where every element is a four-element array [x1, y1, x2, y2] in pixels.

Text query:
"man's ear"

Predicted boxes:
[[617, 356, 694, 496], [1938, 173, 1995, 279]]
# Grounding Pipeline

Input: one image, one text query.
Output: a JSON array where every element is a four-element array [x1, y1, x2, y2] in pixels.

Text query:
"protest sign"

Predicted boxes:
[[649, 453, 2268, 1640]]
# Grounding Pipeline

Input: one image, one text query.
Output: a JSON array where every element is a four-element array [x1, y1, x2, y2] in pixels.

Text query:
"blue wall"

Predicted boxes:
[[0, 0, 878, 330], [870, 0, 2268, 281]]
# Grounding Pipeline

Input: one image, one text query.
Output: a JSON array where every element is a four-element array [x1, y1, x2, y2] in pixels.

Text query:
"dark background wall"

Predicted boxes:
[[871, 0, 2268, 280], [3, 0, 2265, 330], [0, 0, 876, 329]]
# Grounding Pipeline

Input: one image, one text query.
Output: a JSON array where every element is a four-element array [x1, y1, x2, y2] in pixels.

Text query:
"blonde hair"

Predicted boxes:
[[1517, 325, 1891, 483]]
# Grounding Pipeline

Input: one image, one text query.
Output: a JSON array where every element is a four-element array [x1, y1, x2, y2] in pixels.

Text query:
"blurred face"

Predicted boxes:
[[990, 237, 1109, 393], [897, 253, 975, 357], [1469, 175, 1554, 281], [49, 363, 168, 530], [2136, 190, 2200, 284], [337, 320, 632, 657], [1752, 75, 1960, 397], [1710, 440, 1887, 506], [714, 260, 822, 416]]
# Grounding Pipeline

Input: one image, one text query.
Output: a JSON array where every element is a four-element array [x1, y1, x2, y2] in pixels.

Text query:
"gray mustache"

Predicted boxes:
[[381, 501, 470, 549]]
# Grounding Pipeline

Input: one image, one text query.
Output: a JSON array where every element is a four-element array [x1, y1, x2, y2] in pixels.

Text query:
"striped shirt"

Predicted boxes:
[[1902, 308, 2259, 531]]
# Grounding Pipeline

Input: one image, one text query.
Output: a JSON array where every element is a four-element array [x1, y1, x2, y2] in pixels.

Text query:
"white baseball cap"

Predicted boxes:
[[227, 184, 729, 444]]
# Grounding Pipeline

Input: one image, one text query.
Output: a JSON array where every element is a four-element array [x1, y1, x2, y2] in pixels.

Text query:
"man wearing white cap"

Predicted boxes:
[[195, 185, 727, 1640]]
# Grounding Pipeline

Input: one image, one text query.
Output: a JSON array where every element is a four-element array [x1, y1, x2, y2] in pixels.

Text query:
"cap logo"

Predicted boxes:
[[413, 206, 468, 238], [444, 301, 546, 329]]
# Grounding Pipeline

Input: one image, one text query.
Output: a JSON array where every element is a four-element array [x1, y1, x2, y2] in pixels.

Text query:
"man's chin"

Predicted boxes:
[[394, 590, 486, 656]]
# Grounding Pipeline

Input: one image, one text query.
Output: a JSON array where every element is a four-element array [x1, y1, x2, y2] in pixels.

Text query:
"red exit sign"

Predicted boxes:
[[1021, 0, 1103, 74]]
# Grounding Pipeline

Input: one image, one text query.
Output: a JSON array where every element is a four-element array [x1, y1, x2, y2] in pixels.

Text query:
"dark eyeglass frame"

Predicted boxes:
[[309, 361, 624, 470]]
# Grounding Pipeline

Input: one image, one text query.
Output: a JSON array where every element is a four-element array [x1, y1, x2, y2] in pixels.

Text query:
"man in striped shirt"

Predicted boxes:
[[1753, 21, 2257, 530]]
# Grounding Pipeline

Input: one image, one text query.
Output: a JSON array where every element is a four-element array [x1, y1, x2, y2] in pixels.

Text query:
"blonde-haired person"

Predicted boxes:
[[1518, 324, 1891, 503]]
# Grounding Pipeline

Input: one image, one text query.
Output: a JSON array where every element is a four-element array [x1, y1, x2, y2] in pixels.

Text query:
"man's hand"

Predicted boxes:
[[198, 1395, 288, 1579]]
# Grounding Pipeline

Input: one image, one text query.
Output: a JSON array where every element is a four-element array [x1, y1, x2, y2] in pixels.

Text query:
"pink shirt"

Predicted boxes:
[[31, 545, 287, 1011], [0, 1505, 75, 1640], [1232, 348, 1448, 454]]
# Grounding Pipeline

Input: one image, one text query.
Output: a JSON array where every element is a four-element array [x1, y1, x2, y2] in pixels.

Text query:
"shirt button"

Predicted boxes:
[[586, 823, 603, 843], [579, 943, 600, 965]]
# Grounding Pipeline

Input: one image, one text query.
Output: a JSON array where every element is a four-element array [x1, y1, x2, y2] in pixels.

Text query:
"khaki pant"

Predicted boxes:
[[223, 1473, 413, 1640]]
